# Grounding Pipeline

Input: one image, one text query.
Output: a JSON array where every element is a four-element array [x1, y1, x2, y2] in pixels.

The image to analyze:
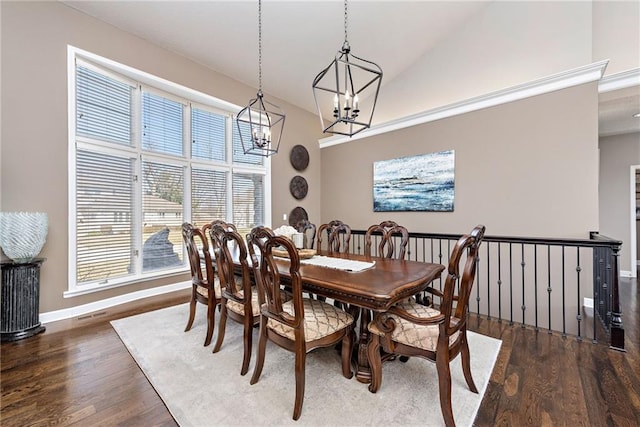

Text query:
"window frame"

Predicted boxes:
[[66, 46, 272, 297]]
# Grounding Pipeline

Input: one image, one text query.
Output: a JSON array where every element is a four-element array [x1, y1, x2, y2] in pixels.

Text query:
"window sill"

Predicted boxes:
[[64, 266, 190, 298]]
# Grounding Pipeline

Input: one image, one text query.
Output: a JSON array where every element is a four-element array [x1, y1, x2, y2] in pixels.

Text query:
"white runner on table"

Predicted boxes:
[[300, 255, 375, 272]]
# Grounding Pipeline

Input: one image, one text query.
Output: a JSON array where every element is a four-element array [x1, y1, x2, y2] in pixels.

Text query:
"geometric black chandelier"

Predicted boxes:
[[312, 0, 382, 137], [236, 0, 285, 157]]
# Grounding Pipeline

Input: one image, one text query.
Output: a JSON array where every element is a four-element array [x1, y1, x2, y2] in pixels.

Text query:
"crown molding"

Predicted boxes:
[[598, 68, 640, 93], [319, 60, 609, 149]]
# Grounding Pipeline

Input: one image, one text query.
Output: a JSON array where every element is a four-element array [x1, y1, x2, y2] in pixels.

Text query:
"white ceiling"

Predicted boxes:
[[63, 0, 639, 137]]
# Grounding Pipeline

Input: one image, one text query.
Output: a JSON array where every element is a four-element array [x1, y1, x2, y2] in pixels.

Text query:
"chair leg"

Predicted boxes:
[[292, 348, 306, 420], [204, 299, 216, 347], [250, 318, 268, 385], [341, 330, 353, 379], [460, 332, 478, 393], [436, 352, 455, 427], [212, 303, 228, 354], [184, 293, 196, 332], [367, 334, 382, 393], [240, 316, 253, 376]]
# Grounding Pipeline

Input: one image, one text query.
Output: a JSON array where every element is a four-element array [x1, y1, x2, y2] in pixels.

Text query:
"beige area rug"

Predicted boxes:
[[111, 303, 501, 427]]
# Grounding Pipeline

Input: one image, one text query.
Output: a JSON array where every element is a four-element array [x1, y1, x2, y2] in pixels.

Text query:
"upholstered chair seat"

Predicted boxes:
[[195, 279, 222, 300], [226, 287, 292, 317], [225, 286, 260, 317], [267, 299, 354, 342], [368, 300, 460, 352]]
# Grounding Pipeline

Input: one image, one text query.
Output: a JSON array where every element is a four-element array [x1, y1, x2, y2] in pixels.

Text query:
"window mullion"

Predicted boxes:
[[184, 104, 192, 223], [132, 85, 143, 276], [226, 115, 234, 224]]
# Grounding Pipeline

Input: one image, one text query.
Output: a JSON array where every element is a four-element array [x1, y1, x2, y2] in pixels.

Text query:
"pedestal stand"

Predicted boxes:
[[1, 258, 46, 342]]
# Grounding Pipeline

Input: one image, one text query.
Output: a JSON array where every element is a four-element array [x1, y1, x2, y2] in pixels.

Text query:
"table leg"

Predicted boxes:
[[355, 308, 372, 383]]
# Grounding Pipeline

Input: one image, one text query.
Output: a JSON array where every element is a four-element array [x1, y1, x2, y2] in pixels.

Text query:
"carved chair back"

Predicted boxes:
[[364, 220, 409, 259], [295, 219, 317, 249], [317, 220, 351, 253]]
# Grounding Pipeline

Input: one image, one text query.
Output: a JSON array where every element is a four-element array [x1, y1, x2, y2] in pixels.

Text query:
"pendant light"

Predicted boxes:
[[236, 0, 285, 157], [312, 0, 382, 137]]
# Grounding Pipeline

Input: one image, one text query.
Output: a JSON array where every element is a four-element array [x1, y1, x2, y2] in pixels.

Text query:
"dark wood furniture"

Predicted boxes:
[[364, 220, 409, 259], [295, 219, 317, 249], [201, 219, 236, 237], [247, 233, 354, 421], [366, 225, 486, 427], [1, 259, 46, 342], [181, 222, 221, 346], [267, 248, 445, 383], [317, 220, 351, 253], [209, 225, 259, 375]]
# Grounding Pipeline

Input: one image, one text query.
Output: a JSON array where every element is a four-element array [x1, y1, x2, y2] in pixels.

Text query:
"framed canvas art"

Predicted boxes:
[[373, 150, 455, 212]]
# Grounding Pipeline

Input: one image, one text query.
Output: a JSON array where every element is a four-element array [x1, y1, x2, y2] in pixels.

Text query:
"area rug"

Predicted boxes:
[[111, 303, 501, 426]]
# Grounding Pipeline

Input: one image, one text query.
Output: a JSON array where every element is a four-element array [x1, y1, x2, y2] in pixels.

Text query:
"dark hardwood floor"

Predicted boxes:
[[1, 277, 638, 426]]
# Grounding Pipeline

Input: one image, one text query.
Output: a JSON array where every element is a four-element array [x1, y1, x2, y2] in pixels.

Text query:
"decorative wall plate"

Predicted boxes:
[[288, 206, 308, 227], [289, 175, 308, 200], [290, 145, 309, 171]]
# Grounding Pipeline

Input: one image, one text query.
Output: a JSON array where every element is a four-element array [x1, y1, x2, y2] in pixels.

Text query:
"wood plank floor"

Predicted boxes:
[[1, 278, 638, 426]]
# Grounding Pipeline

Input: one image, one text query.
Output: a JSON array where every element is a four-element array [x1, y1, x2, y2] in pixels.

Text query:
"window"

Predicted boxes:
[[69, 49, 270, 295]]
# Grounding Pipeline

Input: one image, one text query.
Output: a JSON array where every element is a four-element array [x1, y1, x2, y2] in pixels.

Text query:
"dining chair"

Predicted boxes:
[[295, 219, 317, 249], [208, 224, 260, 375], [247, 233, 354, 421], [364, 220, 409, 259], [317, 220, 351, 253], [181, 222, 222, 347], [366, 225, 486, 427], [201, 219, 236, 238]]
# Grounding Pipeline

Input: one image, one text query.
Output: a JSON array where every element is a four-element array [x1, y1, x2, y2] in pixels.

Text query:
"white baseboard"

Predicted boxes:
[[40, 281, 191, 324], [583, 297, 594, 318]]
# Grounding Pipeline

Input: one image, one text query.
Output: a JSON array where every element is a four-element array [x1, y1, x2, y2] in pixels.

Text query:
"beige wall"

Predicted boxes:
[[321, 83, 600, 239], [0, 1, 322, 312], [593, 0, 640, 75], [599, 132, 640, 274]]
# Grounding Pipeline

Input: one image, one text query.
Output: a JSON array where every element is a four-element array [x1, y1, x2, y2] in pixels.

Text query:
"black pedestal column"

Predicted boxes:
[[1, 258, 46, 342]]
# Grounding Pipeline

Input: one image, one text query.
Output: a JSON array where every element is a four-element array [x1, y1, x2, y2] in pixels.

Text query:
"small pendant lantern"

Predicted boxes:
[[236, 0, 285, 157], [312, 0, 382, 137]]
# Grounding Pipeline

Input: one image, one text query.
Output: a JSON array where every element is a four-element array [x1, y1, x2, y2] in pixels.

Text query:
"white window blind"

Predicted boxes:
[[192, 168, 227, 228], [233, 173, 265, 234], [142, 91, 184, 156], [141, 161, 184, 272], [76, 149, 135, 283], [192, 107, 226, 162], [76, 65, 133, 145]]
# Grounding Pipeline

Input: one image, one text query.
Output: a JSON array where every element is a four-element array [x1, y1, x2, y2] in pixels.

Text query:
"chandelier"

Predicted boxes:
[[312, 0, 382, 137], [236, 0, 285, 157]]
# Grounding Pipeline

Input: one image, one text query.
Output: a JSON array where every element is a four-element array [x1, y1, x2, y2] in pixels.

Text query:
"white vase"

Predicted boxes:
[[0, 212, 48, 263]]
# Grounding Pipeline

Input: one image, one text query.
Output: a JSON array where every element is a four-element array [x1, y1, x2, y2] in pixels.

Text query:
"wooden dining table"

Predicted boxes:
[[272, 250, 445, 383]]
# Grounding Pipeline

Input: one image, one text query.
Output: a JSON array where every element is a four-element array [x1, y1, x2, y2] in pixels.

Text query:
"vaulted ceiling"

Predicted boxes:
[[62, 1, 639, 137]]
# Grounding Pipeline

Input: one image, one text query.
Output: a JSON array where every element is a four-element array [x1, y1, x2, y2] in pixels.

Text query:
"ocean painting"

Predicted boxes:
[[373, 150, 455, 212]]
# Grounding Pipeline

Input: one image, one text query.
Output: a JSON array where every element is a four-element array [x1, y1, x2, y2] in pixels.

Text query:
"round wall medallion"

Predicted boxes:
[[288, 206, 308, 227], [290, 145, 309, 171], [290, 176, 308, 200]]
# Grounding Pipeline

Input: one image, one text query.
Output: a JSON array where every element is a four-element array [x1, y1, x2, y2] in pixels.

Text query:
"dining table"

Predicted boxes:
[[270, 249, 445, 383]]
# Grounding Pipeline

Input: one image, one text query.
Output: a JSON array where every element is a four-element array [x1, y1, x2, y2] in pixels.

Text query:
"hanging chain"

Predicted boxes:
[[343, 0, 348, 44], [258, 0, 262, 93]]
